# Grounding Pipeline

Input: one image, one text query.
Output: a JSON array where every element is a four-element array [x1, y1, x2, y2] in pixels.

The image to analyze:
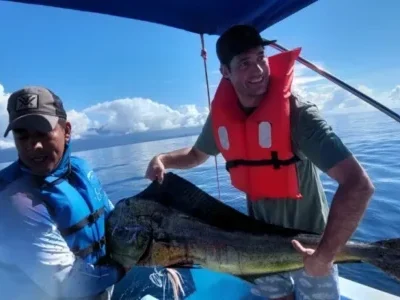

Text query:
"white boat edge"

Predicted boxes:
[[339, 277, 399, 300]]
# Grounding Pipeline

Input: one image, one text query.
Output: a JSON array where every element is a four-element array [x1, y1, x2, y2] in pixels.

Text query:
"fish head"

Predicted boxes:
[[110, 223, 151, 264], [106, 199, 152, 268]]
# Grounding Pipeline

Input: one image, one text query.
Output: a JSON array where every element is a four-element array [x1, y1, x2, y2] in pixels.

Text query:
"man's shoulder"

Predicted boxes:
[[289, 92, 329, 134], [193, 113, 220, 156], [70, 156, 103, 180], [0, 178, 53, 229], [69, 155, 111, 206], [289, 92, 352, 172], [0, 161, 26, 194], [0, 161, 21, 182], [289, 92, 330, 158], [70, 155, 91, 166], [290, 93, 320, 118], [0, 162, 41, 212], [70, 156, 97, 176]]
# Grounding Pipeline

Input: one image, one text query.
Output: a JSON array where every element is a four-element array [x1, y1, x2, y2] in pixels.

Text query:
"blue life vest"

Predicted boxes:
[[0, 143, 109, 265]]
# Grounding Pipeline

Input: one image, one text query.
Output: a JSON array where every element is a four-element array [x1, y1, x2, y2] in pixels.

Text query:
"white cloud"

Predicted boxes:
[[389, 85, 400, 102], [67, 109, 97, 139], [0, 140, 14, 149], [82, 98, 209, 135], [294, 75, 323, 86], [1, 71, 400, 150], [0, 84, 10, 139], [291, 62, 400, 114], [0, 85, 210, 149]]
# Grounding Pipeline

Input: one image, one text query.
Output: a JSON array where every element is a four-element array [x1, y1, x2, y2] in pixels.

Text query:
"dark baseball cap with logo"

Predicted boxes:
[[216, 24, 276, 65], [3, 86, 67, 138]]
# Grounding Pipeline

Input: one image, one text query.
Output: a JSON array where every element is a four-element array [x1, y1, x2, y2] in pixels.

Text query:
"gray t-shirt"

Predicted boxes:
[[194, 95, 352, 234]]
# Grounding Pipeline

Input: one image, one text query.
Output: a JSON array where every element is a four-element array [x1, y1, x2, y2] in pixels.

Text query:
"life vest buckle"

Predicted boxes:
[[87, 213, 96, 224], [271, 151, 281, 169], [73, 236, 106, 258]]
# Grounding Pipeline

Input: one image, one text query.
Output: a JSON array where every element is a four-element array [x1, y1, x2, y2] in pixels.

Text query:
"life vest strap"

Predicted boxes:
[[59, 206, 105, 237], [72, 236, 106, 258], [226, 151, 300, 171]]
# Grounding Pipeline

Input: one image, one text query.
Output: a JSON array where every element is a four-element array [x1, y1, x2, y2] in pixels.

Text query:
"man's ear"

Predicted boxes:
[[64, 121, 72, 143], [220, 64, 231, 79]]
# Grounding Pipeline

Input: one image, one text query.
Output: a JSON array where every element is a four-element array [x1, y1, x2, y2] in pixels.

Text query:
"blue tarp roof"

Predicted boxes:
[[2, 0, 317, 35]]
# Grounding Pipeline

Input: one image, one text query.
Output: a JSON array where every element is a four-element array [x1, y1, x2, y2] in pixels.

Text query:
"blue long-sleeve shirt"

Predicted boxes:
[[0, 165, 123, 299]]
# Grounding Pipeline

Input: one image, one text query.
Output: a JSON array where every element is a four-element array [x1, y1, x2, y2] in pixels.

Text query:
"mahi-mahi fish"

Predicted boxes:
[[105, 172, 400, 283]]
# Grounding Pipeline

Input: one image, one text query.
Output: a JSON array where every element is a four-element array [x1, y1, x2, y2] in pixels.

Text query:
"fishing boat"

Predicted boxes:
[[1, 0, 399, 299]]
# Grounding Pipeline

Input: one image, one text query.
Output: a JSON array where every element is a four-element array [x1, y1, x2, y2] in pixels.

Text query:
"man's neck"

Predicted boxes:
[[238, 95, 263, 108], [237, 94, 263, 116], [237, 100, 256, 116]]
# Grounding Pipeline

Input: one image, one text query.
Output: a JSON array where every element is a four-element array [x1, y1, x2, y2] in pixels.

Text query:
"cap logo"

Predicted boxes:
[[15, 93, 39, 111]]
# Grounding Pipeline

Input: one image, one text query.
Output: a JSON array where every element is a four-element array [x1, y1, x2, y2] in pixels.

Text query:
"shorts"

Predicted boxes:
[[250, 265, 340, 300]]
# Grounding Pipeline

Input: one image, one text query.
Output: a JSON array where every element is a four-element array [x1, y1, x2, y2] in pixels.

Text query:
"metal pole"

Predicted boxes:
[[269, 43, 400, 124], [200, 34, 221, 200]]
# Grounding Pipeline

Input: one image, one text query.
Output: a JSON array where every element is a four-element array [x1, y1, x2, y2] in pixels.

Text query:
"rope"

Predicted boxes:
[[200, 33, 221, 200]]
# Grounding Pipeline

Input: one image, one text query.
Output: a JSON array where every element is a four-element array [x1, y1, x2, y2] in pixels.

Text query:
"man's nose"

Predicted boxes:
[[251, 62, 264, 74], [29, 139, 44, 151]]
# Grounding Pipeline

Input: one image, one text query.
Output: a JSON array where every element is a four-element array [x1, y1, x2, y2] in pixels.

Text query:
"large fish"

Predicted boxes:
[[106, 172, 400, 283]]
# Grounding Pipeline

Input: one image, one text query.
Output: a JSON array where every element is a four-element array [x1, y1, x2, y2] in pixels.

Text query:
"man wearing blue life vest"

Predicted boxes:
[[145, 25, 375, 300], [0, 86, 127, 299]]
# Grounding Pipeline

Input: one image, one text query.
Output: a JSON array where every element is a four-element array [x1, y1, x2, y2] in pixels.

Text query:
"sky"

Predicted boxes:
[[0, 0, 400, 149]]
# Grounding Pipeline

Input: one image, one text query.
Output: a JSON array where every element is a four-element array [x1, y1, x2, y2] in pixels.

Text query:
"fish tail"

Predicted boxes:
[[369, 238, 400, 281]]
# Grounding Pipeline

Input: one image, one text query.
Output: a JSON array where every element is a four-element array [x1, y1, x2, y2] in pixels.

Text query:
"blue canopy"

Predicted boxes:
[[2, 0, 317, 35]]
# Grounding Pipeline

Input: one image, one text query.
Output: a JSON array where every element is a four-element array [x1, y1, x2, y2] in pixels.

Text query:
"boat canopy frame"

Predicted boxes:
[[3, 0, 399, 123]]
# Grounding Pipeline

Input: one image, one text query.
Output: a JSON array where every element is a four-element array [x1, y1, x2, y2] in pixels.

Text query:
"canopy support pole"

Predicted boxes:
[[269, 43, 400, 124], [200, 34, 221, 200]]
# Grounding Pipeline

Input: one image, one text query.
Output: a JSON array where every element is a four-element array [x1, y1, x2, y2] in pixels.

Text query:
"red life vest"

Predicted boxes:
[[210, 48, 302, 201]]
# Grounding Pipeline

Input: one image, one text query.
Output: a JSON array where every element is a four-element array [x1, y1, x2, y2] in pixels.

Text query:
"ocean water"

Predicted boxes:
[[1, 109, 399, 298]]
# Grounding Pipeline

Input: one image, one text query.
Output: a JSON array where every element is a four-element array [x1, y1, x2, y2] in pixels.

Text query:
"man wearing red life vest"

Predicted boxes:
[[145, 25, 374, 300]]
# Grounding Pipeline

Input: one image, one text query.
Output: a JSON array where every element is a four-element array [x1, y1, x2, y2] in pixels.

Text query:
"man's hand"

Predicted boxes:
[[145, 155, 165, 183], [144, 147, 209, 183], [292, 239, 333, 277]]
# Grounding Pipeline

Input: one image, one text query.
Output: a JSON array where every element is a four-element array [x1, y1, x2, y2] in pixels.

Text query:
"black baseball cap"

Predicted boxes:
[[216, 24, 276, 65], [4, 86, 67, 137]]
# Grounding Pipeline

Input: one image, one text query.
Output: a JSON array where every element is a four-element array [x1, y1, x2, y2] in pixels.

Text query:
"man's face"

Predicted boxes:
[[13, 120, 72, 176], [221, 46, 270, 107]]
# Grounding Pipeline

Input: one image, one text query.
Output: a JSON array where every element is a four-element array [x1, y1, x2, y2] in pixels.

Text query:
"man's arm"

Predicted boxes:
[[159, 114, 220, 169], [158, 147, 210, 169], [315, 156, 374, 262], [2, 194, 124, 298], [293, 101, 374, 266], [146, 114, 220, 182]]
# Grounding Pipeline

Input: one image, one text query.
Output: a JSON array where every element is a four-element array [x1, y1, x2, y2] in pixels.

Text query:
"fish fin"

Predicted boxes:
[[373, 238, 400, 249], [135, 172, 313, 236], [370, 238, 400, 281]]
